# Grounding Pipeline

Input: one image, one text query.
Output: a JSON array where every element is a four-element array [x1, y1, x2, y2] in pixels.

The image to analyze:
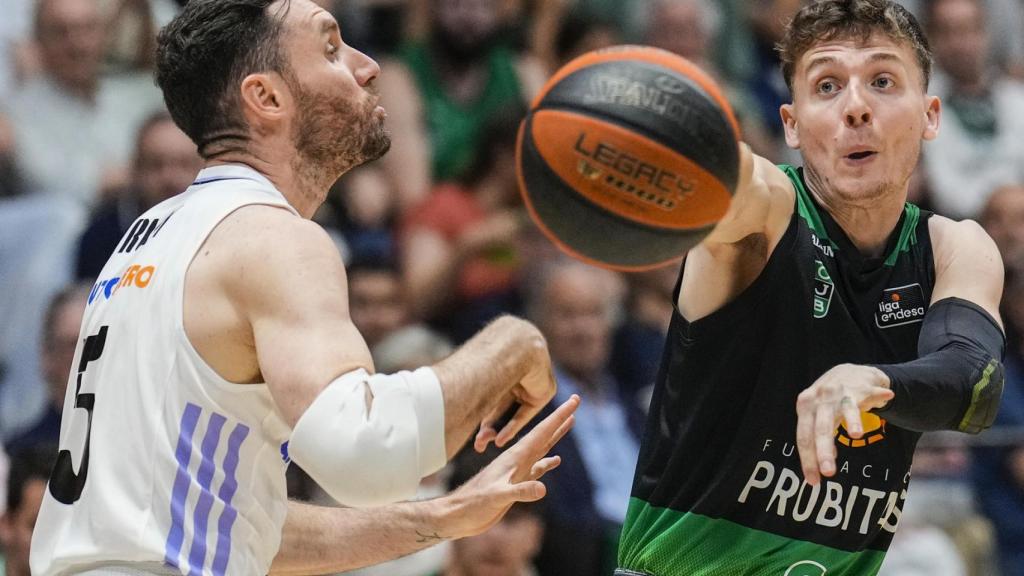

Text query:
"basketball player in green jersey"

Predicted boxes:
[[615, 1, 1005, 574]]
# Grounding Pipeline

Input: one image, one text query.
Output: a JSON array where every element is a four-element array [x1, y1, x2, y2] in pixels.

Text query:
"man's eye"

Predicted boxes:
[[873, 77, 894, 89], [817, 80, 837, 94]]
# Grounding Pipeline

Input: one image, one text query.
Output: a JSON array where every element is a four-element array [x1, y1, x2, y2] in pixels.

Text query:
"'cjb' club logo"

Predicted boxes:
[[835, 411, 887, 448]]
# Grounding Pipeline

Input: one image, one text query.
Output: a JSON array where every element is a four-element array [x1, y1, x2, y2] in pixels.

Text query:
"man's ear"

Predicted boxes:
[[780, 103, 800, 149], [922, 95, 941, 141], [238, 73, 292, 130]]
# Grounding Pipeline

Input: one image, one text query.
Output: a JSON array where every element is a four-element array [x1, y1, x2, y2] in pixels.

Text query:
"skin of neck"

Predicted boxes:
[[803, 163, 908, 258], [205, 132, 337, 219]]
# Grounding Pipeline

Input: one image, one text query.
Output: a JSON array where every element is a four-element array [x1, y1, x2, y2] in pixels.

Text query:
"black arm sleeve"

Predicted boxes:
[[871, 297, 1005, 434]]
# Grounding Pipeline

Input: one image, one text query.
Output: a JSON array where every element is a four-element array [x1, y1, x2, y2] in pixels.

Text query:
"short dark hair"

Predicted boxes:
[[6, 445, 57, 513], [155, 0, 292, 158], [777, 0, 932, 91]]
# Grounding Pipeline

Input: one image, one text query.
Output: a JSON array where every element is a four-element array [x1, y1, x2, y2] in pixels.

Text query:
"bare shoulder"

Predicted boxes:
[[676, 149, 795, 321], [927, 215, 1004, 322], [199, 204, 346, 308], [928, 215, 1002, 272], [702, 148, 795, 247]]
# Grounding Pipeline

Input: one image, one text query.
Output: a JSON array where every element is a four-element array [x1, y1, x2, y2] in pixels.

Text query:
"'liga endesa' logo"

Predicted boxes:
[[835, 412, 886, 448]]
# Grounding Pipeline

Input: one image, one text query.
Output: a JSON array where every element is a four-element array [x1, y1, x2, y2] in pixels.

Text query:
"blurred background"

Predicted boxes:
[[0, 0, 1022, 575]]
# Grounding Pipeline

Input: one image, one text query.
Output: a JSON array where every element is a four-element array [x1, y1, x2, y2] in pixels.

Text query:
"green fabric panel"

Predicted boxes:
[[958, 359, 998, 433], [779, 164, 832, 246], [400, 42, 523, 181], [618, 498, 887, 576], [778, 164, 922, 268]]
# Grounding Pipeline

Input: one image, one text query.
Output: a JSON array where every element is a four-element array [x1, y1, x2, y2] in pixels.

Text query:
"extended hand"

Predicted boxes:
[[475, 323, 557, 451], [795, 364, 894, 486], [446, 394, 579, 539]]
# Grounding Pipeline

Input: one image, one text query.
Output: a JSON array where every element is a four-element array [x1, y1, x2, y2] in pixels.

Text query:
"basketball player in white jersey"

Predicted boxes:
[[30, 0, 579, 574]]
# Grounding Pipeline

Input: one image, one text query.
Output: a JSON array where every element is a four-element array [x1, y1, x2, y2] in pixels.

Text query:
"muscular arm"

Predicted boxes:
[[927, 216, 1004, 324], [270, 395, 579, 576], [270, 500, 448, 576], [795, 217, 1006, 485], [677, 145, 796, 321], [210, 206, 554, 499]]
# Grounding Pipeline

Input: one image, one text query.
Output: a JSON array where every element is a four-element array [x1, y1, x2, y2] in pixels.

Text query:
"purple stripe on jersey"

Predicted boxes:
[[211, 422, 250, 576], [164, 403, 202, 569], [186, 412, 227, 576]]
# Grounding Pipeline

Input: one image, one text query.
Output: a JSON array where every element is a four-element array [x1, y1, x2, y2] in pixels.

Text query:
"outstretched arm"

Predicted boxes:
[[214, 206, 556, 506], [677, 144, 796, 322], [794, 217, 1005, 486], [269, 395, 579, 575]]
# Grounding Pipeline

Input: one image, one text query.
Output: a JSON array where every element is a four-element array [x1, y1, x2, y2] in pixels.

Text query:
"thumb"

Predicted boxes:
[[500, 480, 547, 503], [862, 387, 895, 410]]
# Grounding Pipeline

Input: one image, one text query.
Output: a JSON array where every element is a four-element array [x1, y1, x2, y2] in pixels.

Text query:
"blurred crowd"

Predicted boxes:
[[0, 0, 1023, 575]]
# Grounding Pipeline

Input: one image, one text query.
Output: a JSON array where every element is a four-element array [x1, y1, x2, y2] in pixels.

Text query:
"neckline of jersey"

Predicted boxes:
[[781, 164, 919, 269]]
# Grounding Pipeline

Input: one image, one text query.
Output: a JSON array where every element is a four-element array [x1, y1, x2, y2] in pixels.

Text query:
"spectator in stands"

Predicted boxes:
[[4, 285, 89, 455], [377, 0, 546, 208], [372, 324, 454, 374], [0, 444, 7, 516], [610, 263, 679, 409], [0, 112, 25, 199], [979, 184, 1024, 264], [75, 112, 201, 279], [0, 191, 83, 440], [0, 446, 56, 576], [971, 205, 1024, 574], [551, 13, 620, 69], [922, 0, 1024, 219], [645, 0, 718, 69], [4, 0, 165, 208], [323, 165, 397, 265], [347, 257, 411, 350], [882, 432, 995, 576], [745, 0, 800, 142], [0, 0, 34, 99], [400, 112, 526, 342], [643, 0, 779, 161], [439, 441, 545, 576], [526, 260, 642, 576]]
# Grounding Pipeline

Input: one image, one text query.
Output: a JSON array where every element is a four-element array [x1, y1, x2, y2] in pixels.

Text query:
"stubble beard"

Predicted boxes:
[[291, 83, 391, 191]]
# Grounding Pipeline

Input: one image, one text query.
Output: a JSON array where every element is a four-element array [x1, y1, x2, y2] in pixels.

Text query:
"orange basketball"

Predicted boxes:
[[516, 45, 741, 270]]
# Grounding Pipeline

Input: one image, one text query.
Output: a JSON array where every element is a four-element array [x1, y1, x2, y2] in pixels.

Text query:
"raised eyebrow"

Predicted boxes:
[[865, 52, 905, 69], [805, 55, 838, 77], [319, 18, 340, 37]]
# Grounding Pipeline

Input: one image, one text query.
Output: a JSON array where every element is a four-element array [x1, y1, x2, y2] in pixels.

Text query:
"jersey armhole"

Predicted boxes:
[[176, 200, 297, 391], [671, 211, 800, 339]]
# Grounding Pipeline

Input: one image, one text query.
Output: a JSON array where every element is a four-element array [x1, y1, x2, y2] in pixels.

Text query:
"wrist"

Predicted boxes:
[[429, 490, 470, 540]]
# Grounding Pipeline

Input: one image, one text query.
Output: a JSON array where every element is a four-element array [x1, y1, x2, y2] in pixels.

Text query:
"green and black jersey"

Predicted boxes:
[[617, 166, 935, 576]]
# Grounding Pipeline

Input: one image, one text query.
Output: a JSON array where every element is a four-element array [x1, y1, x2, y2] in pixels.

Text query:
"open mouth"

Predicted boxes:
[[846, 151, 876, 160]]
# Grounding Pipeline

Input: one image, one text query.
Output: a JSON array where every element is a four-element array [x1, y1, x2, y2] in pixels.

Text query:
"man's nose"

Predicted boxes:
[[843, 84, 873, 128], [351, 49, 381, 87]]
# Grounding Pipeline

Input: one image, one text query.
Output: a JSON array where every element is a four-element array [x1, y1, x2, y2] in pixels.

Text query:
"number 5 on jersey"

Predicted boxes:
[[49, 326, 108, 504]]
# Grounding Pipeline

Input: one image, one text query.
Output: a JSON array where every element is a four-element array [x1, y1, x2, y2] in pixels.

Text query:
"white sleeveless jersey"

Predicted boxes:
[[32, 165, 301, 576]]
